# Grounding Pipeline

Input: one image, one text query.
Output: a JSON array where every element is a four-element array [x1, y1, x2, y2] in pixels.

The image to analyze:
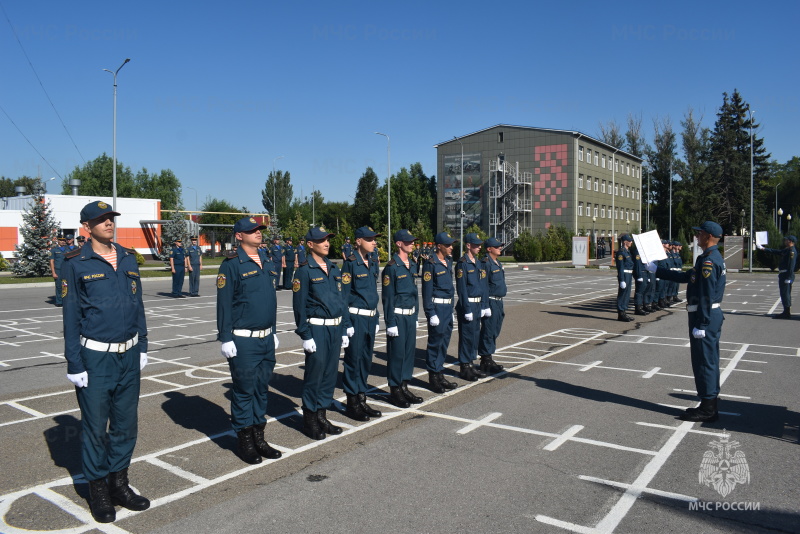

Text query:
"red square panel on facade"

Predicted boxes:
[[535, 202, 540, 209], [556, 208, 562, 215], [545, 209, 551, 216], [550, 195, 556, 201], [556, 188, 562, 194], [561, 200, 568, 208]]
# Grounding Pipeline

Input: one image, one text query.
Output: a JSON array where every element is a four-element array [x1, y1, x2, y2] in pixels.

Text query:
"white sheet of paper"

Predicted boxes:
[[755, 231, 768, 247], [632, 230, 667, 264]]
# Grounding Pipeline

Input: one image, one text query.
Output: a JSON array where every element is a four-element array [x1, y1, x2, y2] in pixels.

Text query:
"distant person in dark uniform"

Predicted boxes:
[[217, 217, 282, 464], [292, 226, 349, 440], [616, 234, 634, 321], [341, 236, 352, 261], [382, 229, 422, 407], [283, 237, 296, 290], [61, 201, 150, 523], [296, 238, 307, 264], [270, 237, 284, 288], [50, 235, 74, 307], [76, 235, 86, 248], [647, 221, 726, 422], [456, 233, 489, 380], [340, 226, 383, 420], [758, 235, 796, 319], [421, 232, 459, 393], [170, 238, 188, 297], [478, 237, 506, 373], [187, 236, 203, 296], [633, 246, 650, 316]]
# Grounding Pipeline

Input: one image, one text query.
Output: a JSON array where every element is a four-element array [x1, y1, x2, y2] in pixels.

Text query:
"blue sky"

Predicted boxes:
[[1, 1, 798, 213]]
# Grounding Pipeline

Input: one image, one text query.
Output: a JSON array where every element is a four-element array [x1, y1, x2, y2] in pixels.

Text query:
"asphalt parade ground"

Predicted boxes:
[[0, 267, 797, 534]]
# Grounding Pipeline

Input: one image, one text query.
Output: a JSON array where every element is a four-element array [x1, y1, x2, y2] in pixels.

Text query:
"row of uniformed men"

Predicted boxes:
[[215, 220, 508, 466], [615, 235, 686, 322]]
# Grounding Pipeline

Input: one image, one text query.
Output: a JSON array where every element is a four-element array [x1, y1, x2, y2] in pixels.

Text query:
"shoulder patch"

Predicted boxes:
[[457, 268, 463, 279], [423, 271, 432, 282], [617, 255, 623, 261], [216, 273, 226, 289], [61, 279, 68, 298], [635, 255, 640, 260], [224, 250, 238, 259], [65, 248, 81, 259], [386, 259, 396, 266], [347, 254, 357, 261], [292, 278, 301, 292], [383, 274, 390, 286]]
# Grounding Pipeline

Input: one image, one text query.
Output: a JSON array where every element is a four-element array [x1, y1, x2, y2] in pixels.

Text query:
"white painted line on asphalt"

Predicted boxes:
[[579, 475, 697, 502], [767, 298, 782, 315], [144, 377, 185, 388], [641, 367, 660, 378], [579, 361, 602, 372], [33, 487, 132, 534], [146, 457, 210, 485], [543, 425, 584, 451], [635, 422, 730, 437], [6, 401, 45, 417], [457, 412, 503, 435], [672, 388, 751, 400]]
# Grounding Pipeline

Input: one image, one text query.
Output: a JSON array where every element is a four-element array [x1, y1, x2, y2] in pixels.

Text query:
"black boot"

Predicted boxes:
[[236, 427, 262, 464], [428, 371, 446, 393], [680, 397, 718, 422], [388, 386, 411, 408], [634, 305, 648, 316], [438, 373, 458, 390], [358, 392, 382, 418], [252, 422, 282, 459], [317, 408, 343, 435], [108, 468, 150, 511], [480, 355, 504, 373], [773, 307, 791, 319], [400, 381, 423, 404], [617, 312, 634, 322], [88, 478, 116, 523], [345, 393, 370, 421], [302, 407, 326, 440], [459, 363, 480, 382]]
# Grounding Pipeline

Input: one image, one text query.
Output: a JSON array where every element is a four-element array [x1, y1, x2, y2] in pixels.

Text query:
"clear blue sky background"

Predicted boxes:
[[1, 0, 797, 214]]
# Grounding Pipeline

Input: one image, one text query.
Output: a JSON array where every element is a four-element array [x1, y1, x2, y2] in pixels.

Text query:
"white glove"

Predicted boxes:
[[220, 341, 237, 359], [140, 353, 148, 370], [273, 334, 280, 350], [346, 327, 355, 337], [786, 279, 792, 284], [619, 281, 626, 289], [464, 312, 473, 322], [637, 278, 643, 282], [692, 328, 706, 339], [429, 315, 440, 327], [482, 308, 492, 318], [375, 324, 380, 335], [387, 326, 399, 337], [645, 262, 658, 273], [757, 244, 764, 250], [303, 339, 317, 353], [67, 372, 88, 388], [341, 335, 349, 348]]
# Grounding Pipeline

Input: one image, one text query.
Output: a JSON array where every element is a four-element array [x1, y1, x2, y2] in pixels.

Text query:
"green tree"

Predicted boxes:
[[0, 176, 13, 197], [351, 167, 379, 229], [64, 153, 136, 197], [372, 163, 436, 236], [134, 168, 183, 211], [598, 119, 625, 149], [198, 198, 245, 251], [12, 190, 60, 276], [261, 169, 294, 228], [282, 211, 311, 242], [160, 209, 189, 262], [771, 157, 800, 228], [645, 116, 678, 236], [678, 108, 711, 226]]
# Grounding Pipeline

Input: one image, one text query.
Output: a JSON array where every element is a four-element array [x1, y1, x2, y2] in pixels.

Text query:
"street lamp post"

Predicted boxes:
[[375, 132, 390, 250], [103, 58, 130, 243], [749, 108, 755, 273], [185, 186, 198, 212], [454, 136, 464, 258], [778, 208, 783, 233], [740, 209, 745, 237], [272, 155, 284, 230], [775, 182, 781, 227]]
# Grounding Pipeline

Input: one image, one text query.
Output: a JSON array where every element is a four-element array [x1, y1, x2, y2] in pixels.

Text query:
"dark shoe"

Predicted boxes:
[[358, 392, 382, 418], [634, 305, 648, 316], [302, 407, 326, 440], [345, 393, 370, 421], [400, 381, 423, 404], [651, 302, 662, 311], [428, 371, 446, 393], [108, 468, 150, 511], [480, 355, 504, 374], [252, 422, 282, 459], [438, 373, 458, 390], [680, 397, 718, 422], [236, 427, 262, 464], [55, 303, 63, 307], [617, 312, 634, 322], [773, 308, 791, 319], [88, 478, 116, 523], [317, 408, 343, 435], [388, 386, 411, 408], [459, 363, 480, 382]]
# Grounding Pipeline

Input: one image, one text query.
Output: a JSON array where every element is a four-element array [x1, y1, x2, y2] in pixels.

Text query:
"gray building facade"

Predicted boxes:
[[435, 124, 643, 251]]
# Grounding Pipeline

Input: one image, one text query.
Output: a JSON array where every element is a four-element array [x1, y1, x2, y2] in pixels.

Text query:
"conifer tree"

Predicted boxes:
[[12, 190, 60, 277]]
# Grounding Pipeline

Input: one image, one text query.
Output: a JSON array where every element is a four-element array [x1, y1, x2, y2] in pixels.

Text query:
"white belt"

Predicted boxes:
[[671, 267, 681, 271], [686, 303, 721, 312], [467, 297, 482, 303], [432, 298, 452, 304], [622, 270, 633, 273], [489, 295, 503, 301], [233, 328, 272, 338], [393, 307, 416, 315], [779, 269, 787, 273], [80, 334, 138, 353], [308, 317, 342, 326], [348, 307, 377, 317]]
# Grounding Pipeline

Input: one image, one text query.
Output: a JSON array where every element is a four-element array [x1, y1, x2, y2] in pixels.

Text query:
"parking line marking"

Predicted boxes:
[[457, 412, 503, 435], [642, 367, 660, 378], [544, 425, 584, 451]]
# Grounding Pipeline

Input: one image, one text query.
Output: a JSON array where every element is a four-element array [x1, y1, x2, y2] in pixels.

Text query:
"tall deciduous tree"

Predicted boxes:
[[198, 198, 246, 250], [261, 170, 293, 228], [598, 120, 625, 149]]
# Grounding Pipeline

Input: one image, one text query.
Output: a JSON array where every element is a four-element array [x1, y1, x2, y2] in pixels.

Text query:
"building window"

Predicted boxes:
[[594, 178, 599, 191], [637, 188, 640, 200], [601, 180, 606, 193], [615, 159, 619, 172], [626, 186, 630, 198], [586, 176, 592, 190], [637, 210, 640, 221], [615, 207, 618, 219], [601, 205, 605, 218], [579, 146, 584, 161], [498, 132, 504, 143], [578, 174, 584, 188], [578, 202, 584, 216], [594, 204, 598, 217], [594, 151, 599, 166], [626, 163, 630, 176], [602, 154, 606, 168], [615, 184, 619, 196]]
